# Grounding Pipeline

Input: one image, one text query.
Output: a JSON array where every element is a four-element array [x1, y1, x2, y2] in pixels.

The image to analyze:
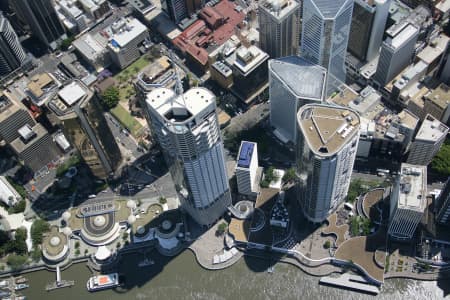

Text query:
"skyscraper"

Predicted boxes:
[[236, 141, 259, 197], [296, 104, 360, 223], [388, 164, 426, 241], [11, 0, 67, 50], [161, 0, 188, 24], [146, 87, 231, 226], [300, 0, 354, 95], [269, 56, 327, 144], [258, 0, 301, 59], [0, 12, 27, 75], [373, 22, 419, 87], [407, 114, 449, 166], [348, 0, 390, 62]]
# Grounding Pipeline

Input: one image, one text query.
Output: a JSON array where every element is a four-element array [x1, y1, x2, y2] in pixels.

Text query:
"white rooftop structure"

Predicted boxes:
[[233, 46, 269, 76], [109, 18, 147, 49], [0, 176, 20, 207], [58, 82, 87, 106], [397, 164, 426, 210], [415, 114, 449, 142], [146, 87, 215, 124], [18, 124, 35, 141], [390, 24, 419, 49]]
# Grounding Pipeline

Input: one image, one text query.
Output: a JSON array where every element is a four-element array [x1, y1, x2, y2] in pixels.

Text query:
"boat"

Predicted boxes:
[[15, 277, 28, 284], [86, 273, 119, 292], [267, 266, 274, 274], [14, 283, 29, 291], [138, 258, 154, 267], [0, 280, 8, 287]]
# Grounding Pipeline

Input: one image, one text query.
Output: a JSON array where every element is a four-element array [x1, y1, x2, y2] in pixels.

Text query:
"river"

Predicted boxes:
[[22, 250, 450, 299]]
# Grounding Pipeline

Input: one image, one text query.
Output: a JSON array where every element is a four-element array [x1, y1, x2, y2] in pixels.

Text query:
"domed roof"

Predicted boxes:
[[62, 227, 72, 236], [127, 215, 136, 224], [62, 211, 71, 221], [50, 236, 61, 247], [127, 200, 136, 209]]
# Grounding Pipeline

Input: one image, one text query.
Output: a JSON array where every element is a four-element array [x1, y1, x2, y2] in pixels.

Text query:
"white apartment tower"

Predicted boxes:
[[388, 164, 427, 241], [296, 104, 360, 223], [300, 0, 354, 96], [373, 22, 419, 87], [407, 114, 449, 166], [269, 56, 327, 144], [146, 87, 231, 226], [258, 0, 301, 59], [236, 141, 259, 197]]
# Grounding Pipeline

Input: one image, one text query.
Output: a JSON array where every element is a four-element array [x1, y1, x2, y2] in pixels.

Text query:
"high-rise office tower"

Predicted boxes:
[[0, 12, 27, 75], [236, 141, 259, 197], [258, 0, 301, 59], [0, 91, 36, 144], [436, 177, 450, 226], [348, 0, 390, 62], [407, 114, 449, 166], [388, 164, 426, 241], [11, 0, 67, 50], [296, 104, 360, 223], [300, 0, 354, 95], [373, 22, 419, 87], [161, 0, 188, 24], [269, 56, 327, 144], [146, 87, 231, 226]]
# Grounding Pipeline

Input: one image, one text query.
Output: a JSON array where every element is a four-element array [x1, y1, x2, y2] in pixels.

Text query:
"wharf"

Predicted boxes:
[[45, 280, 75, 291], [319, 273, 380, 295]]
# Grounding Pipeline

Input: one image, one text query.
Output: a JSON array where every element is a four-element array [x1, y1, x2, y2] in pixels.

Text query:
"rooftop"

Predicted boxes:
[[297, 104, 360, 157], [414, 114, 449, 142], [27, 73, 56, 98], [172, 0, 245, 66], [259, 0, 300, 20], [425, 83, 450, 110], [146, 87, 216, 125], [417, 34, 450, 65], [232, 45, 269, 76], [387, 23, 418, 49], [327, 85, 359, 107], [397, 109, 419, 130], [10, 123, 48, 153], [237, 141, 255, 168], [58, 82, 87, 106], [269, 56, 327, 100], [397, 163, 426, 211], [310, 0, 353, 19], [109, 18, 147, 49]]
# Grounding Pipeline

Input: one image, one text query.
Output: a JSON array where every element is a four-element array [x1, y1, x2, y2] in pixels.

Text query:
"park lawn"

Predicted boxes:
[[114, 56, 150, 102], [110, 104, 143, 137]]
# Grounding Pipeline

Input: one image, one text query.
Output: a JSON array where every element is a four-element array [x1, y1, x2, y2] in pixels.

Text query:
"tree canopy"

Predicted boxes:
[[431, 139, 450, 177], [31, 219, 50, 247], [101, 86, 120, 109]]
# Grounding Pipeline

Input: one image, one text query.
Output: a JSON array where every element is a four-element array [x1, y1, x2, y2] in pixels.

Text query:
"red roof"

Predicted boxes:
[[172, 0, 245, 66]]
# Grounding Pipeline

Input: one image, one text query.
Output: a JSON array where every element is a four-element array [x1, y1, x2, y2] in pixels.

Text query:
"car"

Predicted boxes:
[[88, 194, 96, 199]]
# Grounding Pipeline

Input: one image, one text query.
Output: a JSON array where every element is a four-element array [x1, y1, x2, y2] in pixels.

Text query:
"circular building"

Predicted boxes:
[[42, 226, 69, 264]]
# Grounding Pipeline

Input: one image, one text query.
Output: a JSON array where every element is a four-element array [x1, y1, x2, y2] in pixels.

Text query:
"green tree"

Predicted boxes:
[[282, 168, 296, 182], [431, 139, 450, 176], [0, 230, 9, 249], [159, 197, 167, 204], [75, 241, 80, 249], [9, 200, 26, 214], [60, 36, 75, 51], [324, 240, 331, 249], [31, 220, 50, 246], [31, 248, 41, 262], [7, 254, 27, 270], [122, 232, 129, 241], [75, 249, 80, 256], [216, 222, 228, 236], [101, 86, 120, 109]]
